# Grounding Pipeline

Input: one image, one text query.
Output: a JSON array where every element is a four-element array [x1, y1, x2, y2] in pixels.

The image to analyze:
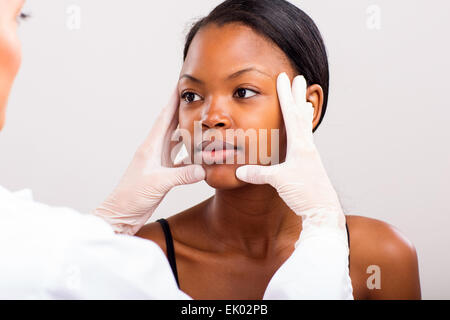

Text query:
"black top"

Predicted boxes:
[[156, 218, 351, 289], [156, 218, 180, 288]]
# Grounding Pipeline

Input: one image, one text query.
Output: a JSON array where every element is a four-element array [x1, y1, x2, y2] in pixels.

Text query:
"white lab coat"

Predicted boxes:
[[0, 185, 353, 299], [0, 185, 189, 299]]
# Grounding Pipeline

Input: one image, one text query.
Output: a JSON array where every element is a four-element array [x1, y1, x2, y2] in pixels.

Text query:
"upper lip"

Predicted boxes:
[[200, 139, 238, 151]]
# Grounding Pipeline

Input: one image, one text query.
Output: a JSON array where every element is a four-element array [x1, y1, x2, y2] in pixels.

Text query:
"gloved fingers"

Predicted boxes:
[[167, 165, 206, 188], [291, 75, 308, 112], [291, 75, 315, 138], [276, 72, 298, 141], [277, 73, 314, 155], [140, 85, 180, 158], [235, 164, 278, 185]]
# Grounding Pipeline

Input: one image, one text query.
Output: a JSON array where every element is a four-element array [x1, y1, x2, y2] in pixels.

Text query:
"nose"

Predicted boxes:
[[200, 97, 233, 130]]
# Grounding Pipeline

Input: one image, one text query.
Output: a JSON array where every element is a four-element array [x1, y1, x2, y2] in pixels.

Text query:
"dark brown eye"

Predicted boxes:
[[181, 92, 200, 103], [236, 88, 246, 98], [234, 88, 258, 99]]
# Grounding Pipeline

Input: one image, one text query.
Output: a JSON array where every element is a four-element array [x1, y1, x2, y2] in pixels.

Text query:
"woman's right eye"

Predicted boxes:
[[181, 92, 201, 103]]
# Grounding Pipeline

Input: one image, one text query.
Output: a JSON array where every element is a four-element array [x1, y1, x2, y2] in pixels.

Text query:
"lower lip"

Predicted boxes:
[[202, 149, 240, 164]]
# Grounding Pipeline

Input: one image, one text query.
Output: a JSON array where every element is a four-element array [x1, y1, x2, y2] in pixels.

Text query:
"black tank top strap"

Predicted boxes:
[[346, 221, 351, 270], [346, 222, 350, 246], [156, 218, 180, 288]]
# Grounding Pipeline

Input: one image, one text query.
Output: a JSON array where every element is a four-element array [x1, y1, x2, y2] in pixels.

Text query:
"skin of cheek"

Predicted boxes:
[[178, 93, 287, 190], [0, 19, 22, 130]]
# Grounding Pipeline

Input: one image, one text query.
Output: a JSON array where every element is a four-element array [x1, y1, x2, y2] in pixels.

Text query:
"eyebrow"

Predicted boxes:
[[179, 67, 272, 84]]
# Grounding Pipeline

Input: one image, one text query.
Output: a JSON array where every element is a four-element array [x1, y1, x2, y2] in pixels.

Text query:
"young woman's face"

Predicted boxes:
[[178, 23, 297, 189], [0, 0, 25, 130]]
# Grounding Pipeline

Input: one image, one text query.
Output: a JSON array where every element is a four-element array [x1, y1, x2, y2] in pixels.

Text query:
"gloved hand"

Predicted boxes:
[[236, 72, 346, 243], [92, 86, 205, 235], [236, 72, 353, 299]]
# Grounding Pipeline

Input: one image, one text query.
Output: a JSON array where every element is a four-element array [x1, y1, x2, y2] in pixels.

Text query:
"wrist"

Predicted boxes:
[[300, 206, 346, 231], [296, 208, 348, 249], [92, 194, 143, 235]]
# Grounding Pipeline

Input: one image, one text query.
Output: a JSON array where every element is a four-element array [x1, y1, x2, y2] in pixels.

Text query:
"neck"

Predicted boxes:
[[204, 183, 302, 259]]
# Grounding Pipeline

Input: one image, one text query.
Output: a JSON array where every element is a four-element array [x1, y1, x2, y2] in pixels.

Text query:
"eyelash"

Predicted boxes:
[[17, 12, 30, 22], [181, 88, 259, 104]]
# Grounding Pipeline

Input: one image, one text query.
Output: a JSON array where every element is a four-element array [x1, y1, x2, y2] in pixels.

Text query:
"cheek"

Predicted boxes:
[[178, 107, 198, 155], [0, 28, 21, 94], [242, 95, 282, 128], [239, 96, 284, 164], [178, 107, 199, 135], [0, 26, 22, 83], [178, 107, 191, 129], [0, 26, 21, 129]]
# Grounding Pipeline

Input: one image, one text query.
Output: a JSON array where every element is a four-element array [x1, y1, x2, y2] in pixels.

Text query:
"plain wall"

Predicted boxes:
[[0, 0, 449, 299]]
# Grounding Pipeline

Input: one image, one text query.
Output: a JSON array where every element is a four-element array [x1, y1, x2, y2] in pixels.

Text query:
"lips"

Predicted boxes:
[[200, 139, 238, 152]]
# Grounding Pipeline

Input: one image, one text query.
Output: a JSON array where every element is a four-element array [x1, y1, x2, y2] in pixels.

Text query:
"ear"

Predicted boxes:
[[306, 84, 324, 131]]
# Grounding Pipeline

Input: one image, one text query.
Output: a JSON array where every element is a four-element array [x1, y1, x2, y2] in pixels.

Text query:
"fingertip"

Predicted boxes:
[[277, 72, 288, 80], [292, 75, 308, 96], [292, 75, 308, 107], [292, 75, 307, 89], [277, 72, 290, 86], [235, 166, 247, 181], [277, 72, 295, 106], [194, 165, 206, 181]]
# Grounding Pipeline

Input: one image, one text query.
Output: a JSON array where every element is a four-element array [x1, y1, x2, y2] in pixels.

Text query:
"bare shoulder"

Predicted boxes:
[[346, 215, 416, 253], [346, 215, 421, 299], [135, 220, 167, 255]]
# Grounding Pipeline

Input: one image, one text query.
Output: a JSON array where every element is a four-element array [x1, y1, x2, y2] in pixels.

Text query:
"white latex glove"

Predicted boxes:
[[93, 86, 205, 235], [236, 72, 346, 233], [236, 72, 353, 299]]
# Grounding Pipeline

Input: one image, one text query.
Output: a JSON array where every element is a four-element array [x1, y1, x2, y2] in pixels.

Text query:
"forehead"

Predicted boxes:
[[181, 23, 293, 80]]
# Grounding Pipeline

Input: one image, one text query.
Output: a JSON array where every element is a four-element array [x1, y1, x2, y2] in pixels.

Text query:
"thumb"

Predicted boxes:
[[235, 165, 273, 185], [170, 165, 205, 187]]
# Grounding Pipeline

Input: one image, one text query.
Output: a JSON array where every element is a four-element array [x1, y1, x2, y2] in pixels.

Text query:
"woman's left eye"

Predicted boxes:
[[234, 88, 258, 99]]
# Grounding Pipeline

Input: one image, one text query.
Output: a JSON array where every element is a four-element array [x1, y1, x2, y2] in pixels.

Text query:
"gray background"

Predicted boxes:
[[0, 0, 449, 299]]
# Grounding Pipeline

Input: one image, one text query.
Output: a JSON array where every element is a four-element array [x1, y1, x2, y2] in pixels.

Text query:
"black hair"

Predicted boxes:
[[183, 0, 329, 132]]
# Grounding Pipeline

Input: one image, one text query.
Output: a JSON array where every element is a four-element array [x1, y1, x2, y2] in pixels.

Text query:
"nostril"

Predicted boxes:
[[201, 122, 210, 129]]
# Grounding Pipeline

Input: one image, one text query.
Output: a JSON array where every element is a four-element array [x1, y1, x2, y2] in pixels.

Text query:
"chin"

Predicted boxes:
[[204, 164, 247, 189]]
